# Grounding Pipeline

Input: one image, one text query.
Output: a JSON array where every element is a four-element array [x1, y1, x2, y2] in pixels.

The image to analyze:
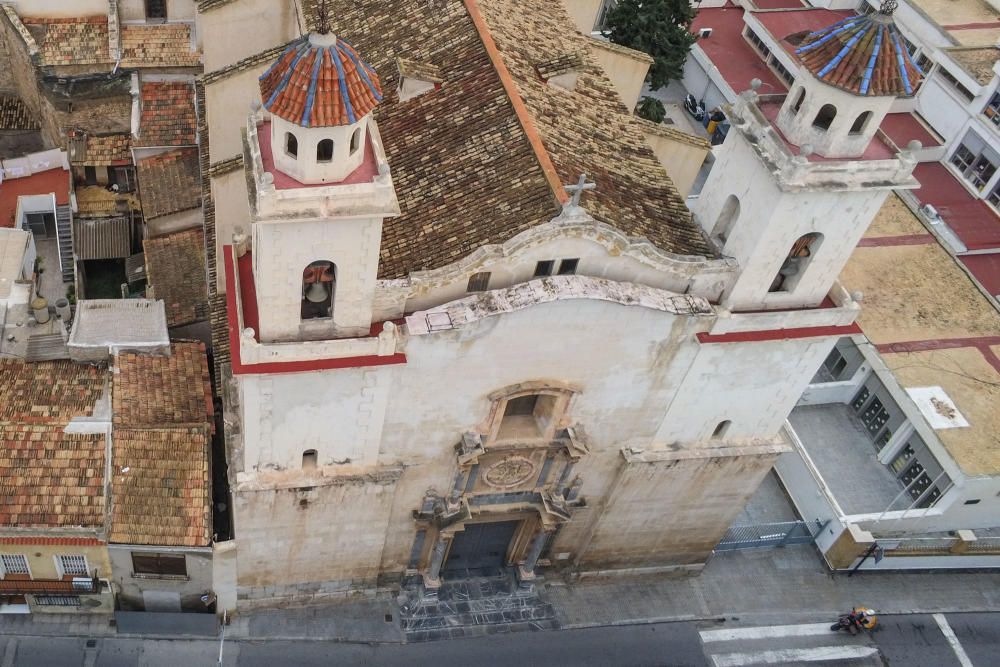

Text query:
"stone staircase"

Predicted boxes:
[[55, 204, 74, 284], [398, 572, 558, 642]]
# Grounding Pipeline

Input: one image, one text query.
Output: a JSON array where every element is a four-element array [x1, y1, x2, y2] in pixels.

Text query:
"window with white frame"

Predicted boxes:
[[1, 554, 30, 577], [915, 52, 933, 75], [57, 554, 88, 577], [987, 181, 1000, 209], [949, 131, 999, 192], [937, 68, 974, 103], [744, 28, 771, 59], [593, 0, 617, 32], [983, 92, 1000, 127], [768, 55, 795, 87]]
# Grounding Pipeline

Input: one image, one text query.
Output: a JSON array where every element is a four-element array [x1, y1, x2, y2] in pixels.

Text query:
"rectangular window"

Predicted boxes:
[[533, 260, 555, 277], [557, 258, 579, 275], [57, 555, 88, 577], [466, 271, 491, 292], [593, 0, 617, 32], [937, 68, 974, 103], [1, 554, 30, 578], [743, 28, 771, 59], [131, 553, 187, 577], [111, 166, 136, 192], [915, 53, 933, 75], [145, 0, 167, 20], [949, 132, 1000, 192], [84, 166, 98, 186], [768, 56, 795, 87], [34, 595, 80, 606], [983, 92, 1000, 127]]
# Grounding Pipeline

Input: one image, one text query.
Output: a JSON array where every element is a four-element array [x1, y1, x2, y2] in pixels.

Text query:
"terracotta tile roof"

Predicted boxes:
[[474, 0, 710, 255], [535, 52, 586, 80], [0, 96, 39, 130], [291, 0, 709, 278], [136, 81, 197, 147], [795, 11, 923, 96], [109, 426, 211, 546], [75, 133, 131, 166], [0, 359, 108, 530], [24, 16, 110, 67], [144, 228, 209, 327], [947, 46, 1000, 86], [119, 23, 201, 69], [395, 58, 443, 83], [259, 35, 382, 127], [0, 424, 106, 528], [113, 342, 213, 427], [136, 147, 201, 220], [0, 359, 106, 423]]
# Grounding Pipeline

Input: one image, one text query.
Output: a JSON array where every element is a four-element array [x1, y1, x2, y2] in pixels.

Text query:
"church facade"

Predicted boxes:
[[201, 0, 920, 607]]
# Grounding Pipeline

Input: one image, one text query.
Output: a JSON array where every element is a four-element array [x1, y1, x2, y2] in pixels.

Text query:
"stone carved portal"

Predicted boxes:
[[482, 456, 537, 489]]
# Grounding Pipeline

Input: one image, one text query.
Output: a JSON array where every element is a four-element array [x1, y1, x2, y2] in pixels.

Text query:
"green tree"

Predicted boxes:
[[636, 96, 666, 123], [603, 0, 697, 90]]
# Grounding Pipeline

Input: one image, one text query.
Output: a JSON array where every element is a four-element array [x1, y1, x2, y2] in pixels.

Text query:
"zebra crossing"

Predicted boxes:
[[698, 621, 884, 666]]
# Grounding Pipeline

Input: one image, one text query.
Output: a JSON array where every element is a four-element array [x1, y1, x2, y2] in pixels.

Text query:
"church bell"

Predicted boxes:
[[305, 281, 330, 303]]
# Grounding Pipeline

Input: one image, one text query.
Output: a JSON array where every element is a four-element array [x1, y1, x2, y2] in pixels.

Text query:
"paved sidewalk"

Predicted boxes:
[[546, 545, 1000, 629], [3, 545, 1000, 642]]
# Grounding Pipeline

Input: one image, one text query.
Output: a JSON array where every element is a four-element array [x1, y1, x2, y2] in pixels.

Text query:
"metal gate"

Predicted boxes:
[[714, 520, 828, 552]]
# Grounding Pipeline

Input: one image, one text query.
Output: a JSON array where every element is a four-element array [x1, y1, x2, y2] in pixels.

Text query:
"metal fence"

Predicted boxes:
[[715, 520, 827, 551]]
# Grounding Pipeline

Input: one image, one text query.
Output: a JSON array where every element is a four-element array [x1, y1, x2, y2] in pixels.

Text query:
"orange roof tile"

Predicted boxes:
[[113, 342, 213, 427]]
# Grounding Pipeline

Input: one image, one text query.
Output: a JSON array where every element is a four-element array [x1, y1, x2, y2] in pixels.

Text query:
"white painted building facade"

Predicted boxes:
[[212, 2, 921, 607]]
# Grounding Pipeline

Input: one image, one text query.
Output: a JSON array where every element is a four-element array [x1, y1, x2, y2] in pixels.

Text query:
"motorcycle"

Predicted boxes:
[[831, 608, 878, 635], [684, 94, 706, 122]]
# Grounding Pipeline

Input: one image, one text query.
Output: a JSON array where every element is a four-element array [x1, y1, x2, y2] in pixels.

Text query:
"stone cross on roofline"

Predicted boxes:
[[564, 173, 595, 210]]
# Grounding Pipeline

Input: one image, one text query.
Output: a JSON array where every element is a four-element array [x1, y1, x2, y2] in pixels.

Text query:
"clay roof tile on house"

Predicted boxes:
[[143, 228, 209, 327], [74, 133, 131, 166], [0, 360, 108, 529], [136, 147, 201, 220], [288, 0, 710, 279], [113, 342, 213, 427], [395, 57, 443, 83], [794, 3, 923, 97], [136, 81, 197, 147], [0, 96, 39, 130], [119, 23, 201, 69], [259, 34, 382, 127], [25, 16, 110, 67], [109, 426, 211, 546]]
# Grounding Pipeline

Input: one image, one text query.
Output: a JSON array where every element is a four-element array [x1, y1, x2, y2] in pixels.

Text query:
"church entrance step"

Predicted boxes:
[[398, 572, 559, 642]]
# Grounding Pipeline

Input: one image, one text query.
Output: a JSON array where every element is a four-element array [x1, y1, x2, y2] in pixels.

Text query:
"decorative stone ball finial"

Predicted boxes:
[[750, 78, 762, 92], [907, 140, 923, 152], [800, 143, 814, 157], [851, 290, 864, 303]]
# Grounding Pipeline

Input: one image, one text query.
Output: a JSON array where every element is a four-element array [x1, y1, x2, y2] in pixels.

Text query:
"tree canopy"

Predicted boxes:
[[603, 0, 697, 90]]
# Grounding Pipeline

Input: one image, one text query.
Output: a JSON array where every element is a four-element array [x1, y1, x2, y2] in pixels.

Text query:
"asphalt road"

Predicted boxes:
[[1, 613, 996, 666]]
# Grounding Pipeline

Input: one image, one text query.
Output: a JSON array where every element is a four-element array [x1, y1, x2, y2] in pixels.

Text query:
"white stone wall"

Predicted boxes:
[[251, 215, 384, 340], [269, 115, 369, 185], [195, 0, 298, 74], [233, 290, 816, 588], [776, 76, 896, 159], [693, 126, 890, 310]]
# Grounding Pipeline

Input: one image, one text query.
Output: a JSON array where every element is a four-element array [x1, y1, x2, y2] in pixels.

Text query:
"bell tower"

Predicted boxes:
[[691, 0, 922, 311], [245, 25, 399, 342]]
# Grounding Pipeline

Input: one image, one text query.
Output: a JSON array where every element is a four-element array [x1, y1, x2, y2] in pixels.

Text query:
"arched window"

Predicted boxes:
[[812, 104, 837, 131], [711, 194, 740, 243], [712, 420, 731, 439], [769, 232, 823, 293], [301, 260, 336, 320], [849, 111, 872, 135], [791, 88, 806, 114], [302, 449, 318, 469], [350, 127, 362, 155], [316, 139, 334, 163], [285, 132, 298, 158]]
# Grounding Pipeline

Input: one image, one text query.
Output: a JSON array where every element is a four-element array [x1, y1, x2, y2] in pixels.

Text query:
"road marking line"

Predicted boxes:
[[711, 645, 879, 666], [934, 613, 974, 667], [699, 623, 837, 642]]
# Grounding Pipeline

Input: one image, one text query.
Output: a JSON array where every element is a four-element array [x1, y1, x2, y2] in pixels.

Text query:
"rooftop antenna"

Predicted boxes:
[[316, 0, 332, 35]]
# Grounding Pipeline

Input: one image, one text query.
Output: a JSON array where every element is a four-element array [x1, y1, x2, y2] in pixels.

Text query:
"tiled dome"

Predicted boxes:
[[795, 3, 923, 97], [259, 34, 382, 127]]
